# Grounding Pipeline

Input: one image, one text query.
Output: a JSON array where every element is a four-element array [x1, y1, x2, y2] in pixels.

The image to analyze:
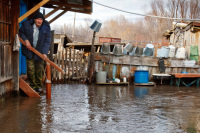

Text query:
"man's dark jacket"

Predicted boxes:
[[19, 19, 51, 61]]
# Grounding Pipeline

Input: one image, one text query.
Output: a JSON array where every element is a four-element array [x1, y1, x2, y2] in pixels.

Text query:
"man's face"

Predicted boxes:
[[34, 18, 43, 27]]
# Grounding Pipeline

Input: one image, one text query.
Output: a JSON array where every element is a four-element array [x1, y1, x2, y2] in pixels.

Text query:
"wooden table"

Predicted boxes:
[[170, 73, 200, 87]]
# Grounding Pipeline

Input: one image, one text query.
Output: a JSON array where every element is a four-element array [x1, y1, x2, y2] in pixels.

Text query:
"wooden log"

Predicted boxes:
[[19, 37, 64, 74], [19, 77, 40, 98]]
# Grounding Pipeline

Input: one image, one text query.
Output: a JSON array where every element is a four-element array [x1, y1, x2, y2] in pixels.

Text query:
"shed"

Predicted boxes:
[[0, 0, 93, 96], [163, 22, 200, 62]]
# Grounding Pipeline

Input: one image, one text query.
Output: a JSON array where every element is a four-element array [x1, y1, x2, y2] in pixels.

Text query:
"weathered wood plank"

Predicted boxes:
[[19, 77, 40, 98], [68, 48, 72, 80], [95, 53, 200, 68], [18, 0, 50, 23], [72, 49, 75, 78]]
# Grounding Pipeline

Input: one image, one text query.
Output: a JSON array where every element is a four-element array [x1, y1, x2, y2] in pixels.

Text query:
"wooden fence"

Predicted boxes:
[[50, 48, 88, 84]]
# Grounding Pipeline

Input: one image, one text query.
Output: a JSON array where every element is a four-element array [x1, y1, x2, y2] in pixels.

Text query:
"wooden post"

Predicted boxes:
[[46, 62, 51, 99], [88, 31, 96, 83]]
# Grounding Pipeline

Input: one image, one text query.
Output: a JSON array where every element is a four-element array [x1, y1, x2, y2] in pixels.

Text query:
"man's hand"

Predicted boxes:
[[25, 40, 31, 49], [43, 54, 47, 60]]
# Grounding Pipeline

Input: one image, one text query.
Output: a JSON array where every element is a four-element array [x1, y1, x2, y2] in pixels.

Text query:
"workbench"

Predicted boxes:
[[170, 73, 200, 87]]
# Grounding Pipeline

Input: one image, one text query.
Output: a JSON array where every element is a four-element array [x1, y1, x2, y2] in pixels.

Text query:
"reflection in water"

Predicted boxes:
[[134, 87, 149, 98], [1, 85, 200, 132]]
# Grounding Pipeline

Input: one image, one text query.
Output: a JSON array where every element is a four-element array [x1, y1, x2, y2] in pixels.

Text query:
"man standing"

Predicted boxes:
[[19, 12, 51, 92]]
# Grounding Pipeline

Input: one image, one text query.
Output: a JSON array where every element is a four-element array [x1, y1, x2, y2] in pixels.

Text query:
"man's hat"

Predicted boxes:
[[34, 12, 44, 20]]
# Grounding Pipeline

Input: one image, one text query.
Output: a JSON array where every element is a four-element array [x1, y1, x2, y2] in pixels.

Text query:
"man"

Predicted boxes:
[[19, 12, 51, 92]]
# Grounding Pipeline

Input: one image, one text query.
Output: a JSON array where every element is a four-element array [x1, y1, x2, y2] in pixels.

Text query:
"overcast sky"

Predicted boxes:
[[43, 0, 154, 26]]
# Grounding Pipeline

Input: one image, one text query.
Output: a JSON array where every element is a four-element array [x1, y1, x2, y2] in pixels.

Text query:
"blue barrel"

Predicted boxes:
[[134, 70, 149, 83]]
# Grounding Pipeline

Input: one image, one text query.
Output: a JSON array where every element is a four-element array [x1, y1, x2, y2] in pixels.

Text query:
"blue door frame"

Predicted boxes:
[[19, 0, 27, 75]]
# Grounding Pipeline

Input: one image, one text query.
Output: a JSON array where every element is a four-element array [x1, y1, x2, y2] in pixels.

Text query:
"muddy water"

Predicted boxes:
[[1, 84, 200, 133]]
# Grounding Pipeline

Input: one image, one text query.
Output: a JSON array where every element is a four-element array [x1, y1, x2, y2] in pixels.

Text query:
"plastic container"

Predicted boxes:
[[175, 47, 186, 59], [123, 76, 127, 82], [168, 45, 176, 58], [96, 71, 107, 83], [134, 70, 149, 83], [158, 46, 170, 58]]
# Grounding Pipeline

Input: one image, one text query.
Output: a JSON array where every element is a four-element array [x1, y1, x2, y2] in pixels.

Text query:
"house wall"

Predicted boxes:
[[169, 26, 200, 61], [0, 0, 20, 96]]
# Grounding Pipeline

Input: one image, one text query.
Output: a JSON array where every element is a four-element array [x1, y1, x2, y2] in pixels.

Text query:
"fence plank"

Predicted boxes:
[[83, 55, 87, 83], [68, 48, 72, 80], [72, 49, 75, 78], [61, 50, 64, 83], [76, 51, 79, 77], [65, 48, 68, 80]]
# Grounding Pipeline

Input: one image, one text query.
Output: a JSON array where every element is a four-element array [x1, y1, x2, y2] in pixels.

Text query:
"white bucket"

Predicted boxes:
[[175, 47, 185, 59], [168, 45, 176, 58]]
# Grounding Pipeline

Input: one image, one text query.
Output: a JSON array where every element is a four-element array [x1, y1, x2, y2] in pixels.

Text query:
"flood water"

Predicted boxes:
[[1, 84, 200, 133]]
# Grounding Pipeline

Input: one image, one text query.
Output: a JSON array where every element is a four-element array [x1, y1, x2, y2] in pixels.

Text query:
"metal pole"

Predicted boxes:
[[46, 62, 51, 99], [88, 31, 96, 83]]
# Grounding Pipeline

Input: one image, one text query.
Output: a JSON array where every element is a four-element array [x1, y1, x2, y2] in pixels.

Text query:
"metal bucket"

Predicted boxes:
[[113, 44, 123, 56], [129, 47, 136, 55], [135, 47, 143, 56], [143, 47, 154, 56], [96, 71, 107, 83], [101, 43, 110, 54], [124, 43, 134, 52], [90, 20, 102, 32]]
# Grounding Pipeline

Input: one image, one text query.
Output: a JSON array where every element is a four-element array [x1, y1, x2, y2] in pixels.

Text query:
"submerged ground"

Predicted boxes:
[[1, 84, 200, 133]]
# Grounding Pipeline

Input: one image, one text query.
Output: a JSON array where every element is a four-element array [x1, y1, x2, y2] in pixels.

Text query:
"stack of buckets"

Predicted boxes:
[[134, 70, 149, 83]]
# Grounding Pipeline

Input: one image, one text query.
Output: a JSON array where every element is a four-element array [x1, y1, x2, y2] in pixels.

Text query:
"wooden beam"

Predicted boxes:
[[19, 37, 65, 74], [67, 8, 91, 14], [48, 1, 91, 9], [49, 10, 67, 24], [18, 0, 50, 23], [44, 6, 62, 19], [19, 77, 41, 98], [0, 76, 13, 83]]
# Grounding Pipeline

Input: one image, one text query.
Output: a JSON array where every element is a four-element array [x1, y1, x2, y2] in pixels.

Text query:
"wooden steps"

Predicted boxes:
[[19, 77, 40, 98]]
